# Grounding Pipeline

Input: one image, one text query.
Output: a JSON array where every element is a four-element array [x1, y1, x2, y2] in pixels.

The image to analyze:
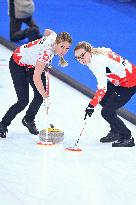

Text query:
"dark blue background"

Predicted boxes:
[[0, 0, 136, 114]]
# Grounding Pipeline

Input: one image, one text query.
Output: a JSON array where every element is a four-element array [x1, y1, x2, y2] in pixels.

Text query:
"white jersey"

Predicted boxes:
[[13, 32, 57, 67], [87, 51, 136, 107]]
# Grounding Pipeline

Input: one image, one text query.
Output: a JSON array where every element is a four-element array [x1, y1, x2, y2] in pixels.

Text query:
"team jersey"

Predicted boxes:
[[87, 51, 136, 107], [13, 31, 57, 68]]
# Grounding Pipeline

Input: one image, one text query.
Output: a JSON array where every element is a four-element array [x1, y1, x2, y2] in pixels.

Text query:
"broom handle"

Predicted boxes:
[[45, 69, 50, 140], [73, 119, 87, 147]]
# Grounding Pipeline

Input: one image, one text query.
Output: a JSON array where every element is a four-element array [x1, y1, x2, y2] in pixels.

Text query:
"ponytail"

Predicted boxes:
[[59, 56, 68, 67]]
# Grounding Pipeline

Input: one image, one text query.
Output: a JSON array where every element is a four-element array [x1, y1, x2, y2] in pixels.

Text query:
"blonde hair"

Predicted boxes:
[[74, 41, 112, 57], [59, 56, 68, 67], [56, 32, 72, 67]]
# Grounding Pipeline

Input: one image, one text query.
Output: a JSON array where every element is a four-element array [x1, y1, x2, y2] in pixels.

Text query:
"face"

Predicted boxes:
[[54, 41, 71, 57], [74, 48, 91, 65]]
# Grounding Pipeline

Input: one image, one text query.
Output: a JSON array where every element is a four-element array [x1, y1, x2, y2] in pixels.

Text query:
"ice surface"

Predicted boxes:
[[0, 44, 136, 205]]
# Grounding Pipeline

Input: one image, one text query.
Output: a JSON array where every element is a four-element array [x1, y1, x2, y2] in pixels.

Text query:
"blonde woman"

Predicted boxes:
[[0, 29, 72, 138], [74, 41, 136, 147]]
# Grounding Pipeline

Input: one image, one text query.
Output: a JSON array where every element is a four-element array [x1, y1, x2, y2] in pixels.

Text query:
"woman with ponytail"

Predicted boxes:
[[74, 41, 136, 147], [0, 29, 72, 138]]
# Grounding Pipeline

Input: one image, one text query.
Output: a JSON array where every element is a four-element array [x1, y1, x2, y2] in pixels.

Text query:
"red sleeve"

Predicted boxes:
[[90, 87, 106, 107]]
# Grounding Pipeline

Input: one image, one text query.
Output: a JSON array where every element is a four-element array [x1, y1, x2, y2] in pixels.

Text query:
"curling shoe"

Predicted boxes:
[[22, 117, 39, 135], [112, 136, 135, 147], [0, 123, 8, 138], [100, 130, 120, 143]]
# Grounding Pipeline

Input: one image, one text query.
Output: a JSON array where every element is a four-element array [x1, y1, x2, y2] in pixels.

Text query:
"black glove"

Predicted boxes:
[[84, 103, 94, 120]]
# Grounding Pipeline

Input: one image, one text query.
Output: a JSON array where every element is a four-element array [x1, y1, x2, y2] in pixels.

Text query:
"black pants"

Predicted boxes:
[[10, 16, 40, 42], [100, 81, 136, 138], [1, 56, 46, 127]]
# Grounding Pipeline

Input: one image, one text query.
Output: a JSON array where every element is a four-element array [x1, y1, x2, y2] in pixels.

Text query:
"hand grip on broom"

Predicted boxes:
[[43, 69, 52, 144], [37, 69, 52, 145]]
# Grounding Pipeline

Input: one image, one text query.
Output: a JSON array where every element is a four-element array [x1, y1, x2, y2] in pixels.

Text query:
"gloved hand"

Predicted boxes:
[[84, 103, 94, 120], [43, 97, 51, 109]]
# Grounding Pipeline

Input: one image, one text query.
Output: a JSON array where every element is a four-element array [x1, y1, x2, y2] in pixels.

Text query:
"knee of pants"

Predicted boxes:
[[101, 108, 113, 121], [18, 100, 29, 111], [33, 94, 43, 104], [38, 97, 43, 104]]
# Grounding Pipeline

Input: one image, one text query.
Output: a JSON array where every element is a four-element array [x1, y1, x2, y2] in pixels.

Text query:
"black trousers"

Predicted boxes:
[[10, 16, 39, 42], [1, 56, 46, 127], [100, 81, 136, 138]]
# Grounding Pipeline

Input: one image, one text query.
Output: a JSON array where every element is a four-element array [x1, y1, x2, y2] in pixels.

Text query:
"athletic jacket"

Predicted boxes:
[[87, 51, 136, 107], [13, 32, 57, 68]]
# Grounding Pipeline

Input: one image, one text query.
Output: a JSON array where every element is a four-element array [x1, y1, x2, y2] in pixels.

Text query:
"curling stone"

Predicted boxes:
[[39, 124, 64, 144]]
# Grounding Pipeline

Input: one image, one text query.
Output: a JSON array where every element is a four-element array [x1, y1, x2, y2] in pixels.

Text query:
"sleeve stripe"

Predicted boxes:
[[90, 88, 106, 107]]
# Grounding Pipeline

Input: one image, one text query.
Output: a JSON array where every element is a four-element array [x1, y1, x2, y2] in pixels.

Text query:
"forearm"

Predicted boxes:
[[90, 87, 106, 107], [33, 76, 48, 98], [33, 60, 48, 99]]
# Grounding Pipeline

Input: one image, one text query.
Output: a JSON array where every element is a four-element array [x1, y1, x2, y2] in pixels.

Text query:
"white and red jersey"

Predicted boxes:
[[87, 51, 136, 107], [13, 31, 57, 68]]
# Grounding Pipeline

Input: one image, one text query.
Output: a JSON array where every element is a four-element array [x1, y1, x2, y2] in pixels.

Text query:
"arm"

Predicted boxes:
[[85, 56, 108, 119], [84, 78, 107, 120], [89, 55, 108, 107], [90, 87, 106, 107], [33, 60, 48, 98]]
